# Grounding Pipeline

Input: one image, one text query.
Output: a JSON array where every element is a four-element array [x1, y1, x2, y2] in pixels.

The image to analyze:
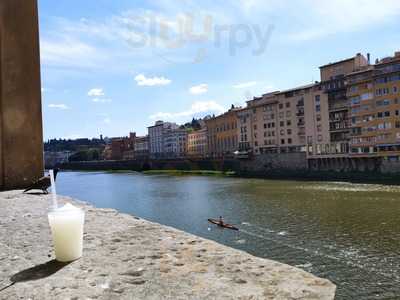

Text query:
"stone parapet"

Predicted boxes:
[[0, 191, 335, 299]]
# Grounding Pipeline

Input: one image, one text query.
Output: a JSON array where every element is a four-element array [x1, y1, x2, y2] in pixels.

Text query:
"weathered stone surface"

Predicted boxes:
[[0, 191, 336, 299]]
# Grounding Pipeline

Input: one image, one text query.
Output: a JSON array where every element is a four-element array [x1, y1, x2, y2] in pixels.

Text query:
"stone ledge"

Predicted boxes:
[[0, 191, 335, 299]]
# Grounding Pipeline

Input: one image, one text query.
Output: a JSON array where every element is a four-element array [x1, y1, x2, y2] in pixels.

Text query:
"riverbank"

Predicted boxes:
[[0, 190, 335, 299]]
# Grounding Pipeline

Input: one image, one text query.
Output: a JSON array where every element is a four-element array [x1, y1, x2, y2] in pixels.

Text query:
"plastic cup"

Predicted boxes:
[[48, 203, 85, 262]]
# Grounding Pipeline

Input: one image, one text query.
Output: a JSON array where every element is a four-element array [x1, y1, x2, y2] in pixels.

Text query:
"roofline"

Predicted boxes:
[[275, 83, 318, 95], [347, 66, 374, 77], [319, 57, 355, 69]]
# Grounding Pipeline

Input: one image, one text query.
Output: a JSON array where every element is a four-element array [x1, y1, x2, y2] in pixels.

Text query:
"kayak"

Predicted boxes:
[[208, 219, 239, 231]]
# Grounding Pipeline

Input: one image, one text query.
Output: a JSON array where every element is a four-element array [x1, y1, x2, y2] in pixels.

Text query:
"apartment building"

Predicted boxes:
[[205, 107, 240, 158], [187, 128, 208, 158], [237, 85, 329, 157], [237, 92, 279, 154], [319, 53, 369, 156], [349, 51, 400, 159], [148, 121, 178, 159], [163, 128, 188, 158]]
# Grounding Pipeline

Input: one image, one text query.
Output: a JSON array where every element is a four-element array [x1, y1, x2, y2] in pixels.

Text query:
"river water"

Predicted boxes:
[[57, 171, 400, 299]]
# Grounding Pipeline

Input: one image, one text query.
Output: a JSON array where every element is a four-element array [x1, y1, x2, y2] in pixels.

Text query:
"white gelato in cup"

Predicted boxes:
[[48, 203, 85, 262]]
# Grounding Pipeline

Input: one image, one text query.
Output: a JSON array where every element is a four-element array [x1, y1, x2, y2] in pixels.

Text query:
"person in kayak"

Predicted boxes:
[[219, 216, 224, 226]]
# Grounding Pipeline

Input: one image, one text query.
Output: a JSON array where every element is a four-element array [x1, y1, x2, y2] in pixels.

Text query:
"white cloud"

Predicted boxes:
[[48, 104, 69, 110], [88, 88, 105, 97], [40, 36, 99, 68], [189, 84, 208, 95], [92, 98, 112, 103], [103, 117, 111, 124], [135, 74, 171, 86], [150, 100, 225, 120], [233, 81, 257, 89]]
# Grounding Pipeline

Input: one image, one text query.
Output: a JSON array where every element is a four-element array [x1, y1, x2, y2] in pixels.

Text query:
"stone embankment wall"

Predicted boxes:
[[57, 153, 400, 182], [0, 191, 336, 299], [58, 158, 238, 173]]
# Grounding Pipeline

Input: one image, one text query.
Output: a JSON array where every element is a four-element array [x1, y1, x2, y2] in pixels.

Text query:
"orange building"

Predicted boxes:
[[349, 51, 400, 159], [205, 107, 240, 158]]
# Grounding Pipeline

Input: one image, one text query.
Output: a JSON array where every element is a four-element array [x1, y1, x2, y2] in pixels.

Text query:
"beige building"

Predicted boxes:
[[236, 85, 329, 157], [205, 107, 240, 158], [187, 128, 208, 158]]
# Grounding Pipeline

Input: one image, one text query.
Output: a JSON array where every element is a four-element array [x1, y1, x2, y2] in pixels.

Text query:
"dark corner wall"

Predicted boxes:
[[0, 0, 43, 190]]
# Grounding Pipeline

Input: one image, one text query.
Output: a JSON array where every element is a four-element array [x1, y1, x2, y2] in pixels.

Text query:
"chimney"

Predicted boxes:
[[367, 53, 371, 65]]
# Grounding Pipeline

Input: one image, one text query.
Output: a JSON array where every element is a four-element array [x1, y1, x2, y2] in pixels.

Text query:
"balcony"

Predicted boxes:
[[328, 104, 348, 112], [297, 122, 305, 127], [296, 112, 305, 117]]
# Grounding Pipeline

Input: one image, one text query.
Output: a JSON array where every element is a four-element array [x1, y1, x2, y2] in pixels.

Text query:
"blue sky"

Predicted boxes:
[[39, 0, 400, 140]]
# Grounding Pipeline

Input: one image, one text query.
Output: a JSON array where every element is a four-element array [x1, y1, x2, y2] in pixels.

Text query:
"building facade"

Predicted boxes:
[[134, 135, 149, 159], [318, 53, 369, 157], [148, 121, 179, 159], [236, 85, 329, 157], [187, 128, 208, 158], [205, 108, 240, 158], [163, 128, 188, 158], [349, 52, 400, 159]]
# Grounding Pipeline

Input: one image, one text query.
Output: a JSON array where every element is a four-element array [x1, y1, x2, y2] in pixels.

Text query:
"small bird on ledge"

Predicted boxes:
[[23, 168, 59, 194]]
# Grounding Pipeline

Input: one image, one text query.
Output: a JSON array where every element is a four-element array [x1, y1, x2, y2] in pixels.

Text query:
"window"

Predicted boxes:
[[287, 129, 292, 135], [316, 105, 321, 112], [287, 120, 291, 126], [280, 129, 285, 135], [255, 141, 258, 146], [317, 125, 322, 132], [315, 95, 321, 102], [279, 103, 283, 109], [254, 125, 257, 130], [279, 112, 284, 118], [286, 102, 290, 108], [281, 139, 285, 144], [280, 121, 284, 127], [286, 111, 291, 117], [316, 115, 322, 122], [264, 123, 267, 129], [318, 135, 323, 142], [288, 138, 292, 144]]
